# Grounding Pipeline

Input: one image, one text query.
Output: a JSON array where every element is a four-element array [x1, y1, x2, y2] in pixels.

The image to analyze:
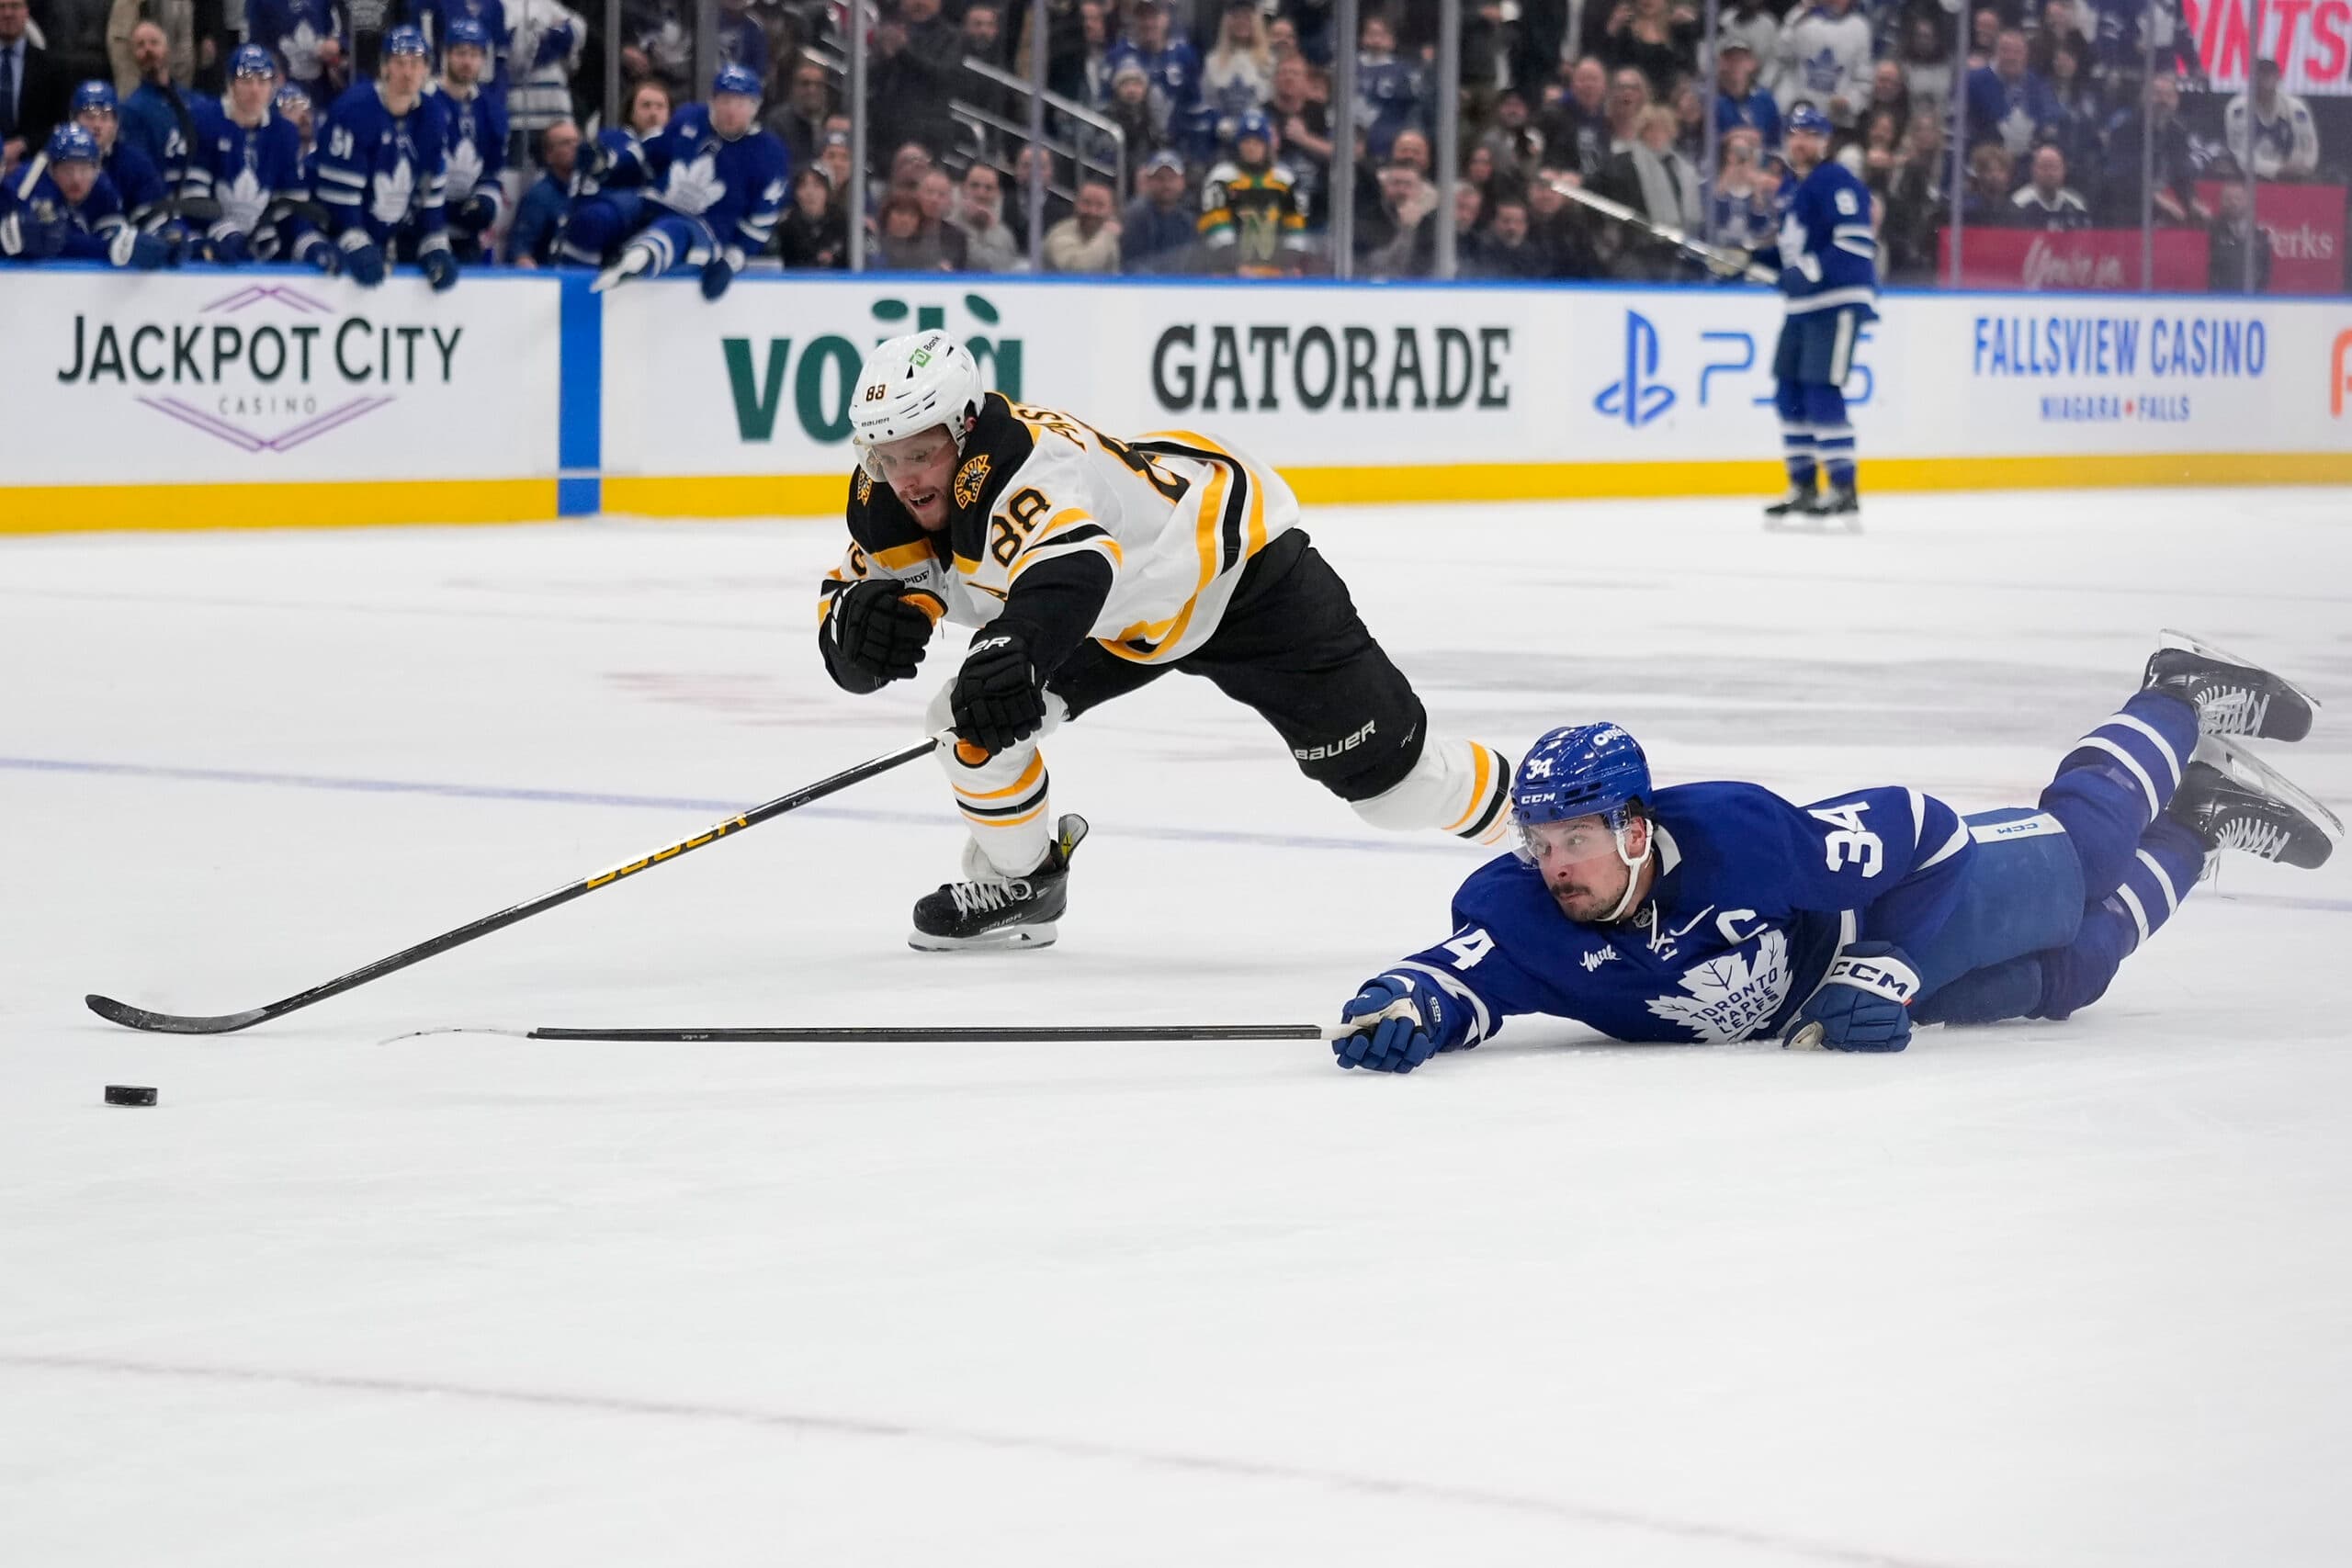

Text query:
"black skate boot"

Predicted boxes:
[[909, 814, 1089, 952], [2166, 737, 2340, 871], [1815, 483, 1860, 525], [2143, 629, 2318, 742], [1762, 484, 1817, 522]]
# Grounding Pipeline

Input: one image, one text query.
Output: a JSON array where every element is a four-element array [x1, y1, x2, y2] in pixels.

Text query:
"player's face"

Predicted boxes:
[[54, 159, 98, 204], [1521, 815, 1640, 922], [232, 73, 273, 118], [75, 106, 117, 147], [711, 91, 758, 138], [1786, 127, 1827, 173], [383, 53, 428, 104], [868, 425, 964, 530], [446, 42, 484, 86]]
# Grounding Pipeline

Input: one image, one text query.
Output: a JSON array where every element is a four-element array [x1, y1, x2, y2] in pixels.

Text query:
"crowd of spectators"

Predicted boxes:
[[1, 0, 2339, 289]]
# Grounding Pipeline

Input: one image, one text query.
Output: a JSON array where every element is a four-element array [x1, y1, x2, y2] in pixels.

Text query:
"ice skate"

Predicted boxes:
[[909, 814, 1089, 951], [2143, 629, 2317, 742], [1814, 484, 1861, 527], [1761, 484, 1817, 523], [2167, 737, 2340, 870]]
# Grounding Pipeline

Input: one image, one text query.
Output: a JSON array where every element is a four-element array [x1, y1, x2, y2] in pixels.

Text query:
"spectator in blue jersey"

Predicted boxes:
[[1710, 124, 1780, 254], [1713, 38, 1779, 151], [588, 62, 786, 299], [315, 26, 457, 288], [1110, 0, 1205, 156], [243, 0, 345, 108], [503, 114, 572, 263], [2007, 142, 2089, 229], [70, 78, 164, 225], [431, 17, 505, 261], [118, 18, 210, 175], [1965, 28, 2059, 158], [712, 0, 765, 83], [1351, 11, 1419, 162], [0, 121, 172, 263]]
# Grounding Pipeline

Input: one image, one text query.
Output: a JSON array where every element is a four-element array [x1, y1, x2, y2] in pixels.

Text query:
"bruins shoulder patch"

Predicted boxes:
[[854, 469, 874, 505], [952, 454, 991, 510]]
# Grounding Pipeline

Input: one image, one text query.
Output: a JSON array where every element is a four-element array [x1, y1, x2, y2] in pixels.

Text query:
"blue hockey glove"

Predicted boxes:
[[1786, 942, 1919, 1053], [699, 249, 738, 300], [449, 193, 497, 234], [299, 235, 340, 275], [420, 244, 459, 292], [339, 231, 386, 286], [209, 228, 253, 265], [1334, 974, 1467, 1074]]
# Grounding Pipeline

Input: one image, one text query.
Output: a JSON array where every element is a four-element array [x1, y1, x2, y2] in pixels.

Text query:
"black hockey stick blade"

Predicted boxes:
[[84, 739, 939, 1035], [529, 1024, 1343, 1043]]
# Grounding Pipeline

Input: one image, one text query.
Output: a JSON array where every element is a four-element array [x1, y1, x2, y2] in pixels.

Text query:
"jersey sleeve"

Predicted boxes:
[[1380, 886, 1569, 1051], [729, 136, 787, 258], [312, 94, 370, 235], [1770, 784, 1973, 956]]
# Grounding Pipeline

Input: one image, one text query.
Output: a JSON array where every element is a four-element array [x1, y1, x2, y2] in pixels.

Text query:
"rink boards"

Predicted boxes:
[[4, 266, 2349, 532]]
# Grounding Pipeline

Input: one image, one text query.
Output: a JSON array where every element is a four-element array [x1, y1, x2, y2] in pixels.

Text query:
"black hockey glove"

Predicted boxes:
[[829, 579, 938, 682], [950, 623, 1047, 753]]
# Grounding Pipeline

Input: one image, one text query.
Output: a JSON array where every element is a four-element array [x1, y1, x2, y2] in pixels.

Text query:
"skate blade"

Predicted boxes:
[[2191, 735, 2346, 850], [907, 922, 1059, 953], [2157, 628, 2324, 722]]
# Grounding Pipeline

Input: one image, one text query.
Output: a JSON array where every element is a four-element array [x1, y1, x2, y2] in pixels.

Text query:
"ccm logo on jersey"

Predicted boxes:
[[1822, 951, 1919, 1003], [1294, 718, 1376, 761]]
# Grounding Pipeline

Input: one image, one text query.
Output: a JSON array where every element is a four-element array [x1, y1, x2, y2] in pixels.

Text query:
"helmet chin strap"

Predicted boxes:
[[1601, 818, 1648, 924]]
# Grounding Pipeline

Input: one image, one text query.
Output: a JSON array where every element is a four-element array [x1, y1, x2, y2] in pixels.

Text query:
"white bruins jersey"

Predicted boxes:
[[821, 393, 1299, 665]]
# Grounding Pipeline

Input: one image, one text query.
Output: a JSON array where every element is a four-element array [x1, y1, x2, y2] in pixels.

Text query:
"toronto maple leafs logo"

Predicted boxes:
[[661, 152, 727, 215], [1644, 929, 1792, 1043], [281, 19, 326, 81], [369, 160, 416, 225], [1804, 48, 1838, 92], [220, 165, 269, 233], [446, 137, 484, 201]]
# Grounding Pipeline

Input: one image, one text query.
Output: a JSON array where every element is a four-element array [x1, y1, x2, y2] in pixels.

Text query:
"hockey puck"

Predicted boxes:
[[104, 1086, 158, 1107]]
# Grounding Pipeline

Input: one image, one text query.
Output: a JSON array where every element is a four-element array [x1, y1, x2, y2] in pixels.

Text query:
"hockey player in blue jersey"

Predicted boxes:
[[0, 125, 175, 267], [198, 46, 330, 267], [583, 63, 786, 300], [1335, 637, 2338, 1073], [1764, 102, 1876, 525], [314, 26, 457, 289], [549, 84, 668, 269], [71, 82, 170, 231], [431, 18, 509, 262]]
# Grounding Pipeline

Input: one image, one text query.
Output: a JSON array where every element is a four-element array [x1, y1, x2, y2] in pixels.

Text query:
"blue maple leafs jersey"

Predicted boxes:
[[1354, 53, 1424, 160], [1776, 158, 1877, 315], [416, 0, 511, 66], [430, 82, 509, 221], [1385, 782, 1972, 1046], [314, 81, 451, 245], [571, 127, 652, 197], [643, 104, 787, 259], [102, 138, 169, 229], [0, 164, 129, 262], [245, 0, 346, 99], [200, 112, 315, 255]]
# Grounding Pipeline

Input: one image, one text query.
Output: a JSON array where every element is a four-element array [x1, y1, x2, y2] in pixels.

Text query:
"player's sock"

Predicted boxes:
[[2040, 691, 2200, 896], [910, 814, 1087, 952], [1349, 737, 1513, 845], [2031, 818, 2206, 1020], [944, 739, 1056, 875], [1806, 382, 1857, 502]]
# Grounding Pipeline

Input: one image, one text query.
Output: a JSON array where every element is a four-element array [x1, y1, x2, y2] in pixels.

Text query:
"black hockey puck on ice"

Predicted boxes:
[[105, 1086, 157, 1107]]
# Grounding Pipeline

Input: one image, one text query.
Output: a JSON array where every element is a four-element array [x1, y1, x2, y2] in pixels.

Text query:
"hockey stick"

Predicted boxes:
[[527, 1024, 1348, 1043], [1550, 180, 1779, 284], [85, 739, 940, 1035]]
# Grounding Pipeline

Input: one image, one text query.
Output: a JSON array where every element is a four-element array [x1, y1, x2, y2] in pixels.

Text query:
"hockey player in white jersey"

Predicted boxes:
[[821, 332, 1517, 951]]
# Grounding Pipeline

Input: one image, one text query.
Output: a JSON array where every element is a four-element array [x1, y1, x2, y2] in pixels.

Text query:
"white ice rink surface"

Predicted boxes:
[[5, 491, 2351, 1567]]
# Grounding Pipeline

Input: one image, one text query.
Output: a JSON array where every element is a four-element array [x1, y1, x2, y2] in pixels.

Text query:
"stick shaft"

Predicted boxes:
[[529, 1025, 1339, 1043], [87, 739, 937, 1034], [1554, 181, 1779, 284]]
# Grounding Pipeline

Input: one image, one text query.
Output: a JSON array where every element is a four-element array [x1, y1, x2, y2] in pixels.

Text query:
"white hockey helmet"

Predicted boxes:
[[850, 331, 986, 480]]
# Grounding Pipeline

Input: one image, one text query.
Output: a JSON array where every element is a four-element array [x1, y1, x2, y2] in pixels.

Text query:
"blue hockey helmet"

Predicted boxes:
[[46, 123, 103, 165], [1234, 109, 1272, 147], [713, 62, 763, 98], [384, 24, 431, 58], [1785, 101, 1833, 138], [275, 82, 311, 116], [1511, 723, 1651, 829], [230, 42, 277, 79], [445, 17, 492, 51], [72, 79, 118, 117]]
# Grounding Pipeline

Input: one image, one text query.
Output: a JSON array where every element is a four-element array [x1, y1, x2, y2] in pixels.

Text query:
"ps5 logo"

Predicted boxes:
[[1594, 310, 1676, 427]]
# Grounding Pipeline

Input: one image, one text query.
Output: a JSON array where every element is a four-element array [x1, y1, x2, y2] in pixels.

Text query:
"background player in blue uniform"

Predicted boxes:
[[1765, 102, 1876, 525], [197, 46, 328, 266], [1335, 636, 2338, 1073], [314, 26, 456, 290], [0, 124, 174, 267], [583, 63, 785, 300], [430, 18, 507, 263], [70, 82, 168, 232]]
